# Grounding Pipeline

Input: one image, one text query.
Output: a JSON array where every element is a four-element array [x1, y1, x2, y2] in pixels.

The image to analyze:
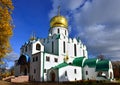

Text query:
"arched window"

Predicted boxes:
[[63, 41, 65, 53], [52, 42, 54, 53], [86, 71, 88, 75], [36, 44, 41, 50], [65, 30, 66, 35], [57, 29, 60, 34], [65, 71, 67, 76], [74, 44, 77, 56]]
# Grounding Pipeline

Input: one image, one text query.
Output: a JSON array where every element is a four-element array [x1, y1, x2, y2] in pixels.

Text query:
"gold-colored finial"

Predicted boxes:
[[30, 32, 36, 41], [58, 5, 60, 16]]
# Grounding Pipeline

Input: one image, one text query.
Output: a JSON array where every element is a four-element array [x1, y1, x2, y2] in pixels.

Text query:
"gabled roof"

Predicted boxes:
[[52, 62, 68, 69], [72, 57, 85, 67], [83, 58, 97, 67], [96, 60, 109, 71]]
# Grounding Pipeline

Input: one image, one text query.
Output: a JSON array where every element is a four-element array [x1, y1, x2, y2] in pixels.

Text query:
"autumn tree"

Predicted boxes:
[[0, 0, 14, 61]]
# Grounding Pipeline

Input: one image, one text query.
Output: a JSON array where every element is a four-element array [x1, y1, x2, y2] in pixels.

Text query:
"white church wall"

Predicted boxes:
[[30, 52, 41, 81], [59, 66, 82, 82], [40, 52, 44, 82], [83, 66, 97, 80], [67, 42, 74, 57], [43, 53, 59, 81], [47, 69, 58, 82], [49, 27, 68, 37], [108, 61, 114, 79], [83, 45, 88, 58], [32, 41, 44, 54], [44, 37, 59, 55]]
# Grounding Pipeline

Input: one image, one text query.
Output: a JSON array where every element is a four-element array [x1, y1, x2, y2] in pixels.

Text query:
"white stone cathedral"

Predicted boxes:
[[14, 8, 114, 82]]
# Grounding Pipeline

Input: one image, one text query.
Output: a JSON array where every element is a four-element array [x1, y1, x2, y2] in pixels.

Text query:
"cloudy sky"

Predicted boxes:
[[3, 0, 120, 68]]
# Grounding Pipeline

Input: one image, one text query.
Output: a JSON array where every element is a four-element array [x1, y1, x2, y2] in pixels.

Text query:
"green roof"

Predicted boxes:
[[96, 60, 109, 71], [52, 62, 68, 69], [72, 57, 85, 67], [83, 58, 97, 67]]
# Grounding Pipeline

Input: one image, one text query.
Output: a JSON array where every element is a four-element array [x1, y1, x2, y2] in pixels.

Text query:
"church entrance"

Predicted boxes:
[[19, 55, 30, 76], [50, 71, 56, 82], [110, 72, 112, 79]]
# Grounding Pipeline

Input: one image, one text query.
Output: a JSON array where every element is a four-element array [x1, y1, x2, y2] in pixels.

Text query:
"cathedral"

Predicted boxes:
[[14, 7, 114, 82]]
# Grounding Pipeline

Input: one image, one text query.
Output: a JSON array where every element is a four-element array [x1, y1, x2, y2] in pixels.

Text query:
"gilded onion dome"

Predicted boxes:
[[50, 6, 68, 28]]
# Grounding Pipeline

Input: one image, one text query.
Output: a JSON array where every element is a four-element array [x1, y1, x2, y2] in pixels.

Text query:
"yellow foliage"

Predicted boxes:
[[0, 0, 14, 59]]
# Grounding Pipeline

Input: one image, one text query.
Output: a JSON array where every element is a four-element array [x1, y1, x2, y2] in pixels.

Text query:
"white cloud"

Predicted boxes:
[[5, 51, 19, 62], [2, 51, 19, 68], [49, 0, 120, 60], [49, 0, 83, 18]]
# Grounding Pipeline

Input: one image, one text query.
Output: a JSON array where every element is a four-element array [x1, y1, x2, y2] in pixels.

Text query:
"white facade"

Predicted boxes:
[[83, 66, 97, 80], [47, 65, 82, 82], [14, 11, 114, 82]]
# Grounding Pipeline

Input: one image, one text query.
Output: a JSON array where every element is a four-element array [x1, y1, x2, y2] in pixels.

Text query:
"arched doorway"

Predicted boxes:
[[18, 55, 30, 76], [110, 72, 112, 79], [50, 71, 56, 82]]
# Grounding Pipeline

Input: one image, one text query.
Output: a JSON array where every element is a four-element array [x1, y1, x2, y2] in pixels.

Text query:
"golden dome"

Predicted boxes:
[[50, 15, 68, 28]]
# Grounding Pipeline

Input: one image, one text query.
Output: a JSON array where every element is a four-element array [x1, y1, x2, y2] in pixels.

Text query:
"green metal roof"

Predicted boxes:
[[52, 62, 68, 69], [83, 58, 97, 67], [72, 57, 85, 67], [96, 60, 109, 71]]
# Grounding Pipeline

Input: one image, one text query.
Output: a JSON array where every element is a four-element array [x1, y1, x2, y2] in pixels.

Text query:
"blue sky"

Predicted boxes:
[[11, 0, 52, 54], [3, 0, 120, 68]]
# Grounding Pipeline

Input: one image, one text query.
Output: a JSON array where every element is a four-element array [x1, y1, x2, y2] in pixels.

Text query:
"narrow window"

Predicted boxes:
[[74, 69, 77, 74], [65, 30, 66, 35], [74, 44, 77, 56], [46, 56, 50, 61], [34, 69, 36, 74], [58, 29, 60, 33], [52, 42, 54, 53], [54, 58, 58, 62], [65, 71, 67, 76], [86, 71, 88, 75], [36, 44, 41, 50], [36, 56, 38, 61], [33, 57, 35, 62], [63, 41, 65, 53]]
